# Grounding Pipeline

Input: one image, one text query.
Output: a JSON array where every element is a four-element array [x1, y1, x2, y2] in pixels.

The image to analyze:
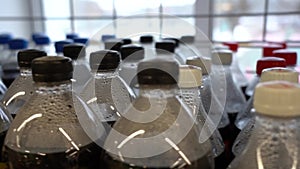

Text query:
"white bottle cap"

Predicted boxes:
[[254, 81, 300, 117], [212, 44, 230, 51], [178, 65, 202, 88], [212, 49, 232, 65], [261, 67, 299, 83], [186, 56, 211, 75]]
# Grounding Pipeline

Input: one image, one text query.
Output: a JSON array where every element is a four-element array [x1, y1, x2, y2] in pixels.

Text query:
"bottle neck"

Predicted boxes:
[[34, 80, 72, 94], [139, 84, 177, 98], [20, 67, 32, 76], [93, 70, 118, 79]]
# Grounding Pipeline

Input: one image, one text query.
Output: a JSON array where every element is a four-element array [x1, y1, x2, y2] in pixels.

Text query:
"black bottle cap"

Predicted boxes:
[[140, 35, 153, 43], [137, 58, 179, 85], [17, 49, 47, 68], [63, 43, 86, 60], [90, 50, 121, 71], [162, 37, 179, 47], [122, 38, 132, 45], [180, 35, 195, 43], [120, 44, 144, 61], [155, 40, 176, 53], [32, 56, 73, 82], [104, 39, 124, 52]]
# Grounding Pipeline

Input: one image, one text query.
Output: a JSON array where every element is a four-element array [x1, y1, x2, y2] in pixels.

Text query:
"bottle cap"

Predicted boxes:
[[272, 49, 297, 66], [32, 56, 73, 82], [179, 65, 202, 88], [186, 56, 211, 75], [162, 37, 179, 47], [261, 67, 298, 83], [212, 49, 232, 65], [63, 43, 86, 60], [139, 35, 153, 43], [54, 40, 73, 53], [122, 38, 132, 45], [137, 58, 179, 85], [262, 44, 284, 57], [0, 33, 13, 44], [34, 35, 50, 45], [18, 49, 47, 68], [180, 35, 194, 43], [212, 44, 229, 51], [73, 37, 89, 44], [155, 40, 176, 53], [256, 57, 286, 75], [101, 34, 116, 42], [66, 33, 79, 40], [254, 81, 300, 117], [104, 39, 124, 52], [90, 50, 120, 71], [120, 44, 144, 61], [8, 38, 28, 50], [32, 33, 45, 41], [223, 42, 239, 52]]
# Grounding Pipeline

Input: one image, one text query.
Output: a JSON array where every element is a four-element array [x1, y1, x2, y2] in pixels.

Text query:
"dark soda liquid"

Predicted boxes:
[[4, 142, 104, 169], [215, 112, 241, 169], [101, 151, 213, 169]]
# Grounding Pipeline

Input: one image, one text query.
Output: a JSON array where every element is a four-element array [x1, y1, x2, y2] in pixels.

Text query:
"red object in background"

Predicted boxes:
[[223, 42, 239, 52], [267, 41, 287, 49], [272, 49, 297, 66], [262, 44, 285, 57], [256, 57, 287, 75]]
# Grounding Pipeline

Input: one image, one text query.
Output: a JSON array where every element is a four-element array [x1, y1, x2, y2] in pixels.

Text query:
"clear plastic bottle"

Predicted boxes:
[[228, 81, 300, 169], [1, 49, 46, 117], [178, 65, 224, 158], [186, 56, 230, 129], [63, 43, 91, 93], [155, 40, 185, 64], [81, 50, 135, 127], [4, 56, 103, 169], [54, 40, 73, 55], [233, 67, 299, 156], [139, 35, 155, 59], [245, 57, 287, 97], [33, 35, 51, 54], [272, 49, 297, 70], [2, 39, 29, 87], [0, 33, 13, 64], [102, 58, 214, 169], [119, 44, 144, 95]]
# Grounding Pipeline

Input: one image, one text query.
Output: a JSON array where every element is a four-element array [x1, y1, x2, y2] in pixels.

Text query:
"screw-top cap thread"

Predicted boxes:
[[89, 50, 120, 71], [155, 40, 176, 53], [272, 49, 297, 66], [63, 44, 86, 60], [261, 67, 298, 83], [212, 50, 232, 65], [254, 81, 300, 117], [120, 44, 144, 61], [54, 40, 73, 53], [18, 49, 47, 68], [8, 39, 28, 50]]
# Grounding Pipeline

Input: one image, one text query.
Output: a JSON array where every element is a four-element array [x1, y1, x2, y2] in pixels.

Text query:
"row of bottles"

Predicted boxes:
[[0, 32, 298, 169]]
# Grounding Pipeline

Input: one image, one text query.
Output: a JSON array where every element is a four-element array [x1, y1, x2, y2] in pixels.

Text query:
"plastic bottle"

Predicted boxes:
[[1, 49, 46, 117], [4, 56, 103, 169], [33, 34, 51, 54], [178, 65, 224, 158], [211, 50, 247, 168], [0, 33, 12, 63], [245, 57, 287, 97], [155, 40, 185, 64], [80, 50, 135, 127], [233, 67, 299, 156], [2, 38, 29, 87], [272, 49, 297, 69], [228, 81, 300, 169], [119, 44, 145, 95], [102, 58, 214, 169], [186, 56, 230, 129], [63, 43, 91, 93], [139, 35, 155, 59], [54, 40, 73, 55]]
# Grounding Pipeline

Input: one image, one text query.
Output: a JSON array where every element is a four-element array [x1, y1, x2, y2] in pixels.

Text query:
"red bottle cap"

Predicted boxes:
[[223, 42, 239, 52], [272, 49, 297, 66], [256, 57, 286, 75], [262, 44, 284, 57]]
